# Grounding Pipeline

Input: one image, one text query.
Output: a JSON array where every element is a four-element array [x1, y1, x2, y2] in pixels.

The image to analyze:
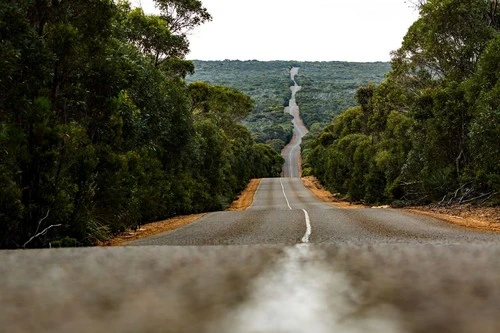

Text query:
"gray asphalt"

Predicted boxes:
[[2, 68, 499, 333], [2, 244, 500, 333], [129, 178, 498, 246], [282, 68, 308, 178]]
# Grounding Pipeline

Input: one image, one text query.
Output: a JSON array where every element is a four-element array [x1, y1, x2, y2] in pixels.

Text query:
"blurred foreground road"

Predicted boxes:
[[1, 177, 500, 333]]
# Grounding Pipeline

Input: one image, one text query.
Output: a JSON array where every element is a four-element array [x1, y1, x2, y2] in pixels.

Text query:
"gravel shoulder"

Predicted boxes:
[[302, 176, 500, 233]]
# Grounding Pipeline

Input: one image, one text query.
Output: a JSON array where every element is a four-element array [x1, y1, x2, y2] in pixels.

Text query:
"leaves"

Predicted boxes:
[[305, 0, 500, 205], [0, 0, 281, 248], [154, 0, 212, 34]]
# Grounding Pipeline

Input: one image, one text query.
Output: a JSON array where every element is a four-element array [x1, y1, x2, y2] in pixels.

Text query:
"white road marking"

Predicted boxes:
[[216, 246, 404, 333], [280, 179, 312, 243], [282, 68, 313, 242], [280, 179, 292, 210], [301, 209, 312, 243]]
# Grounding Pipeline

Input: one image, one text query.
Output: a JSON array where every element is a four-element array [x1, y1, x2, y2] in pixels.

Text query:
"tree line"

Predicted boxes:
[[294, 61, 390, 131], [304, 0, 500, 206], [187, 60, 296, 152], [0, 0, 283, 248]]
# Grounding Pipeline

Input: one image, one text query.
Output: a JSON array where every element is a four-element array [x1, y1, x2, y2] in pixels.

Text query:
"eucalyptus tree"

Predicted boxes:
[[304, 0, 500, 204], [1, 0, 282, 248], [154, 0, 211, 34]]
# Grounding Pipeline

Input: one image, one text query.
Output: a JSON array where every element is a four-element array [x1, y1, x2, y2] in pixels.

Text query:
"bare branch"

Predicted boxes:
[[23, 210, 62, 248], [460, 191, 495, 205], [479, 192, 497, 205], [439, 194, 448, 206]]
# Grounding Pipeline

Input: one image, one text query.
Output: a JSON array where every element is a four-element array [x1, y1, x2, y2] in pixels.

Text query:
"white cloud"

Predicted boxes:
[[131, 0, 419, 62]]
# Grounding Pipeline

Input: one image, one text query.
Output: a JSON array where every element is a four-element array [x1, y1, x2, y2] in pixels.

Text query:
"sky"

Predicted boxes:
[[131, 0, 420, 62]]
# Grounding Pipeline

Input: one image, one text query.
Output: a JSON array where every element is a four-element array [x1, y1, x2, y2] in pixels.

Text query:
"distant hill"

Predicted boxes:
[[187, 60, 390, 151], [294, 61, 390, 130]]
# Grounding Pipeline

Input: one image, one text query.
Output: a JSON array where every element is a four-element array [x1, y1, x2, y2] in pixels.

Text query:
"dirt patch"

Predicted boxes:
[[406, 205, 500, 233], [101, 214, 206, 246], [227, 179, 262, 211], [301, 176, 365, 209], [302, 176, 500, 232]]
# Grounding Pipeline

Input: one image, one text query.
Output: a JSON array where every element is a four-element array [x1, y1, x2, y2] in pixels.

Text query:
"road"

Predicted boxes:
[[128, 177, 498, 246], [282, 67, 308, 178], [1, 68, 500, 333]]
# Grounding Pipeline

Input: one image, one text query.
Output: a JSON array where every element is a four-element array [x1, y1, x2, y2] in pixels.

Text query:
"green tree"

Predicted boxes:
[[154, 0, 211, 34], [305, 0, 500, 205], [126, 8, 188, 66], [465, 35, 500, 193]]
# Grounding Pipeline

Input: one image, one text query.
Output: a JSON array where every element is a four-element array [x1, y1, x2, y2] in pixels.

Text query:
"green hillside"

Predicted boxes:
[[187, 60, 390, 151], [295, 61, 390, 131]]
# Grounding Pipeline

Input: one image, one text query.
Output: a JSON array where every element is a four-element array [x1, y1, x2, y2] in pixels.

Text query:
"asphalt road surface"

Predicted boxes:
[[282, 67, 308, 178], [2, 178, 499, 333], [1, 68, 500, 333], [129, 178, 498, 247]]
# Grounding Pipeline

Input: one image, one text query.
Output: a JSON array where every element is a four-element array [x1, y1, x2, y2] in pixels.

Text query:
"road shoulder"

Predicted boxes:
[[301, 176, 500, 233], [103, 179, 263, 246]]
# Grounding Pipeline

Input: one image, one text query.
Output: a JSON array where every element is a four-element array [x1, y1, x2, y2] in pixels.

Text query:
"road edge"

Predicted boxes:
[[227, 179, 262, 211], [301, 176, 500, 233], [103, 178, 263, 246]]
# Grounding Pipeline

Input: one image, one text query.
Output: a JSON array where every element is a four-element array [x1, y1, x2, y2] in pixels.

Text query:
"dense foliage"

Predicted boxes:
[[0, 0, 282, 248], [294, 61, 390, 130], [304, 0, 500, 206], [187, 60, 390, 152], [187, 60, 295, 152]]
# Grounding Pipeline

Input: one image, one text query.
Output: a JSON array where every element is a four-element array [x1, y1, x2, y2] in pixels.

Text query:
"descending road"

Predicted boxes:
[[1, 68, 500, 333]]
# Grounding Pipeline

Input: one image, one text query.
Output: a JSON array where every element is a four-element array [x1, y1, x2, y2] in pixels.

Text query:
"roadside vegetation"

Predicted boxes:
[[187, 60, 296, 152], [0, 0, 283, 248], [304, 0, 500, 207]]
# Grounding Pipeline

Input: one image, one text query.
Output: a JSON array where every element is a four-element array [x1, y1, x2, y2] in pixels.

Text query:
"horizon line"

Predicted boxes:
[[187, 58, 392, 63]]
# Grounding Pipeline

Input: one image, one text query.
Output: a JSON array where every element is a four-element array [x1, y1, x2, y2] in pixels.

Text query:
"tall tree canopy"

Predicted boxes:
[[304, 0, 500, 205], [0, 0, 281, 248], [154, 0, 211, 34]]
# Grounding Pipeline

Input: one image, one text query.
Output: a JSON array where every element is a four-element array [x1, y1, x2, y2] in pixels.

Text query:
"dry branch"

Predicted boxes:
[[23, 210, 62, 248]]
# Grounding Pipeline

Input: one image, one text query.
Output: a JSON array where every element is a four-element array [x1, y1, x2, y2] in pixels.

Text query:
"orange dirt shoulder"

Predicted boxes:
[[301, 176, 500, 232]]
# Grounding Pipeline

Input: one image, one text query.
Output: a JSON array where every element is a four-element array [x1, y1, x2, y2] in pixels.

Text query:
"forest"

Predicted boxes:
[[294, 61, 390, 131], [187, 60, 296, 152], [187, 60, 390, 152], [304, 0, 500, 206], [2, 0, 499, 249], [0, 0, 283, 248]]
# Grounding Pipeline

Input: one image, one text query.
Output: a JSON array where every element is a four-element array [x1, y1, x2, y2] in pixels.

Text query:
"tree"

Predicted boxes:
[[188, 82, 254, 127], [465, 35, 500, 193], [126, 8, 188, 66], [305, 0, 500, 205], [1, 0, 222, 248], [154, 0, 211, 34], [392, 0, 496, 83]]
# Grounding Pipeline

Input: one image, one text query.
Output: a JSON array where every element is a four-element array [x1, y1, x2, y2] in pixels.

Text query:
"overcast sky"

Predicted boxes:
[[131, 0, 419, 62]]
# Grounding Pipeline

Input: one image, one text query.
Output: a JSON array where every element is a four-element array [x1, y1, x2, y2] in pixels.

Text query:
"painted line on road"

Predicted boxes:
[[280, 179, 292, 210], [301, 209, 311, 243], [280, 178, 312, 243]]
